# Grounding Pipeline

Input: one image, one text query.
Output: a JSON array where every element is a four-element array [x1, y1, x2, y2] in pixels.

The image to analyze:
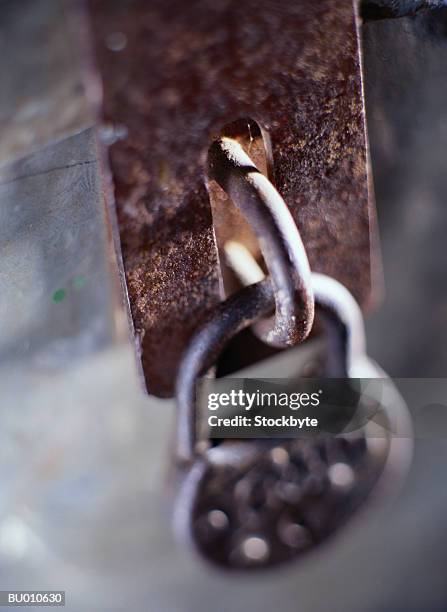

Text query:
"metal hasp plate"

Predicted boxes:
[[89, 0, 375, 397]]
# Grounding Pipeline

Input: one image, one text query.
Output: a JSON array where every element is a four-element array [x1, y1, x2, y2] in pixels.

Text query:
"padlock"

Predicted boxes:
[[173, 274, 412, 570]]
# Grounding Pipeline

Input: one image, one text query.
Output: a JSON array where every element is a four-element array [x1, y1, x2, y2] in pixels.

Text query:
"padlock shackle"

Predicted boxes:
[[312, 273, 367, 377], [176, 273, 366, 463]]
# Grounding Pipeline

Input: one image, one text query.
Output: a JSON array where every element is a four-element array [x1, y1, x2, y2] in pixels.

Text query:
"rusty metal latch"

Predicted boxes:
[[173, 142, 411, 569], [89, 0, 377, 397]]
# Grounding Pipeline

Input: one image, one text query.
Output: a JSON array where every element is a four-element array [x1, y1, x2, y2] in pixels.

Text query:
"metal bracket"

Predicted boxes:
[[89, 0, 376, 396]]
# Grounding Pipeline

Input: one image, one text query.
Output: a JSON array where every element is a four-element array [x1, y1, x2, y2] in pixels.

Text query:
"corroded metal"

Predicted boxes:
[[177, 436, 387, 570], [208, 137, 314, 347], [89, 0, 374, 396], [176, 279, 274, 462], [176, 273, 369, 463], [174, 274, 411, 570]]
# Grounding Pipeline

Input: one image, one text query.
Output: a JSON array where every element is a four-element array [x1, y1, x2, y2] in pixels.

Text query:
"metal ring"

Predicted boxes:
[[208, 137, 314, 348], [176, 273, 363, 463]]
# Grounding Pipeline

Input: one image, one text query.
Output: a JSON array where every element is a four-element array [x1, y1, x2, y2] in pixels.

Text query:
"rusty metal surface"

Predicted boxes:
[[176, 272, 376, 465], [208, 137, 314, 347], [173, 271, 412, 570], [180, 434, 389, 570], [89, 0, 374, 397]]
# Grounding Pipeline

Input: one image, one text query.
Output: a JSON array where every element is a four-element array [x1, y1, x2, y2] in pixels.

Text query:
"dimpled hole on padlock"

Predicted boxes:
[[185, 427, 391, 570]]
